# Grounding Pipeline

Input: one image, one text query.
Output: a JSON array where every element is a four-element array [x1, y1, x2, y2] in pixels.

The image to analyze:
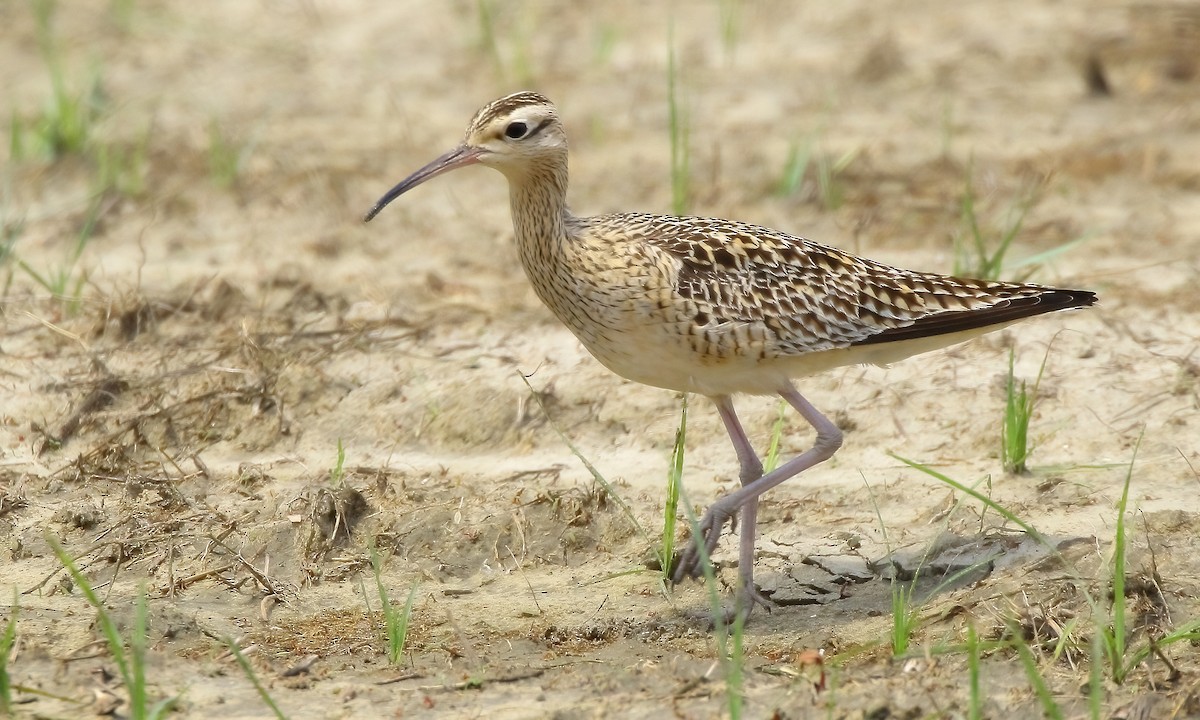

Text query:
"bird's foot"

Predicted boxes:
[[730, 577, 773, 625], [693, 578, 772, 630], [669, 503, 736, 584]]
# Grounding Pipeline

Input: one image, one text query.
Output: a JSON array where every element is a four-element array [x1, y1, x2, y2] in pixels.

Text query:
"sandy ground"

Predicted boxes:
[[2, 1, 1199, 718]]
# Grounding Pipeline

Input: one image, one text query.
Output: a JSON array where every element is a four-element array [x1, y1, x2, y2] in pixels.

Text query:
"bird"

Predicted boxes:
[[363, 91, 1096, 622]]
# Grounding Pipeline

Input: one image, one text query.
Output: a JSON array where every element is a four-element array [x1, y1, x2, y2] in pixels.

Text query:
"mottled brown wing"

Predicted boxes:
[[623, 213, 1094, 356]]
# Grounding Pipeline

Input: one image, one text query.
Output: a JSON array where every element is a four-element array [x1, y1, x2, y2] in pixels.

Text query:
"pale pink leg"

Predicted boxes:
[[672, 382, 843, 623], [712, 396, 774, 619]]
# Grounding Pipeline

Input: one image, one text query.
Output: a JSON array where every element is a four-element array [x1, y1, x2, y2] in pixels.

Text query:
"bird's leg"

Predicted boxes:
[[710, 396, 775, 619], [672, 382, 843, 620]]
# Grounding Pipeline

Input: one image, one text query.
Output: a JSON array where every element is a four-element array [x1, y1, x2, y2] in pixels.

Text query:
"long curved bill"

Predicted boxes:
[[363, 145, 486, 222]]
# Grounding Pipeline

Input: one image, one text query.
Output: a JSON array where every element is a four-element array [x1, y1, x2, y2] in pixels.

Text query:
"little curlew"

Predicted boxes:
[[364, 91, 1096, 621]]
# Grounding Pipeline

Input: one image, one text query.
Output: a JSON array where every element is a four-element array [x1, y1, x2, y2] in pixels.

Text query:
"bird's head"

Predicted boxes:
[[364, 91, 566, 222]]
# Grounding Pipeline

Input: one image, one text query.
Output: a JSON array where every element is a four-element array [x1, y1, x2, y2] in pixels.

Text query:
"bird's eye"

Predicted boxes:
[[504, 121, 529, 139]]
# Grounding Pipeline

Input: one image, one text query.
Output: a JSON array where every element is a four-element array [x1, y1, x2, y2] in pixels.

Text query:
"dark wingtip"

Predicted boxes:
[[854, 285, 1098, 347], [1047, 288, 1098, 311]]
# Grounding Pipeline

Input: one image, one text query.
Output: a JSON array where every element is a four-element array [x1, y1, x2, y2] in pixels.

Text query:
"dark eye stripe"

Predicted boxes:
[[524, 118, 552, 139]]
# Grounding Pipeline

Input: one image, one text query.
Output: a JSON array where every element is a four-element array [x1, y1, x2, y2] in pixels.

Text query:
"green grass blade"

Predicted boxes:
[[129, 591, 148, 718], [955, 162, 982, 277], [1108, 431, 1140, 681], [15, 257, 53, 293], [891, 455, 1048, 545], [385, 587, 414, 665], [1002, 349, 1032, 474], [392, 583, 418, 665], [475, 0, 505, 78], [1089, 610, 1104, 720], [369, 548, 391, 618], [967, 623, 982, 720], [1006, 233, 1092, 274], [0, 589, 17, 714], [659, 395, 687, 581], [777, 138, 812, 196], [331, 438, 346, 485], [8, 110, 25, 162], [890, 581, 917, 656], [1119, 618, 1200, 674], [716, 0, 740, 60], [987, 196, 1030, 279], [46, 535, 132, 691], [728, 612, 745, 719], [952, 161, 1068, 281], [368, 546, 416, 664], [764, 399, 786, 473], [1015, 638, 1063, 720], [225, 637, 287, 719], [677, 484, 743, 714], [667, 21, 690, 216], [864, 476, 913, 655]]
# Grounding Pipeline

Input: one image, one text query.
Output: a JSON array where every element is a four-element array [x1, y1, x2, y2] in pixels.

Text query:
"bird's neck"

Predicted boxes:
[[506, 161, 573, 264]]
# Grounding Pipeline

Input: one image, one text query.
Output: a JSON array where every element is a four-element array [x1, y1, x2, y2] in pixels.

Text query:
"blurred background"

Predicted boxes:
[[3, 0, 1196, 307]]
